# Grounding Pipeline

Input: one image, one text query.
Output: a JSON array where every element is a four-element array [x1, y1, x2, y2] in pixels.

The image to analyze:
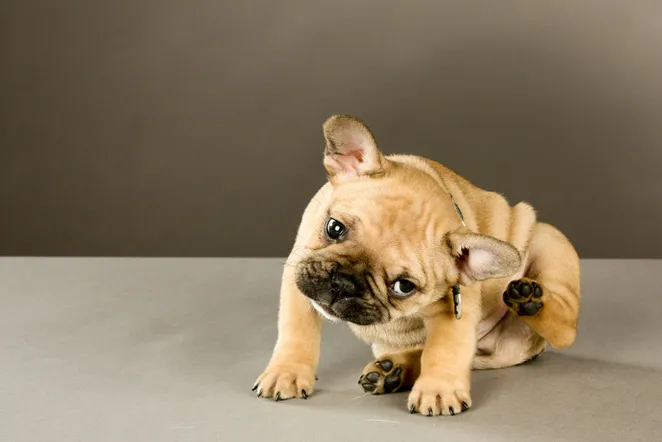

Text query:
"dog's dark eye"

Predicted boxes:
[[325, 218, 346, 240], [391, 279, 417, 297]]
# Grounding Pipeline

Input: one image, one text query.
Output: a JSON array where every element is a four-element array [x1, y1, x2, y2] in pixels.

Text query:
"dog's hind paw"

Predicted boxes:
[[503, 278, 544, 316]]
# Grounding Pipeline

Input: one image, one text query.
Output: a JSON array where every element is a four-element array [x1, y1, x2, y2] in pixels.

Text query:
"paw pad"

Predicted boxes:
[[358, 359, 405, 394], [503, 279, 543, 316]]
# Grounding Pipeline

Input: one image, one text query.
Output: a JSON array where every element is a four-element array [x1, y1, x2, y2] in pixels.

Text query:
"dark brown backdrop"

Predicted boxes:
[[1, 1, 661, 258]]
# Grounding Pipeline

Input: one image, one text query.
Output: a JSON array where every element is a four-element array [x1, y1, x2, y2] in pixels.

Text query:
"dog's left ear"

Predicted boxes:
[[322, 114, 388, 181], [447, 231, 522, 285]]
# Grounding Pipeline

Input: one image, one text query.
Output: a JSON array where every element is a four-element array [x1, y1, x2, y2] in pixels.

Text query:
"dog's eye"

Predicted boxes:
[[325, 217, 346, 240], [391, 279, 417, 297]]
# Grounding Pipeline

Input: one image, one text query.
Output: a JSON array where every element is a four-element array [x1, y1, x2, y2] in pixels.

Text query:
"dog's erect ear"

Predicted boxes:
[[447, 231, 522, 285], [322, 114, 387, 180]]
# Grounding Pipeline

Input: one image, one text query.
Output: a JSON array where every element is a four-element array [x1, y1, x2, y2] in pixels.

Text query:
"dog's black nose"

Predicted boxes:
[[330, 272, 360, 297]]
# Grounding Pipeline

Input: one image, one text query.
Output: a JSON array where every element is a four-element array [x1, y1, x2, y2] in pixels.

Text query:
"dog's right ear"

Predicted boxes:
[[322, 115, 388, 181], [447, 230, 522, 285]]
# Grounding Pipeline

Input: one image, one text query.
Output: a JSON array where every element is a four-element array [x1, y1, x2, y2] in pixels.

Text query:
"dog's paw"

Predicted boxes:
[[253, 363, 316, 401], [503, 278, 544, 316], [358, 359, 407, 394], [407, 377, 471, 417]]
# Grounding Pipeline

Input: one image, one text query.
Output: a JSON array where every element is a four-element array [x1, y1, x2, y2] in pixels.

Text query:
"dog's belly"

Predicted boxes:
[[348, 305, 544, 366]]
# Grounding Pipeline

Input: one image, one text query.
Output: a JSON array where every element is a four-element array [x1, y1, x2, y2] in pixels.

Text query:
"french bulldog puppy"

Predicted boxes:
[[253, 115, 581, 416]]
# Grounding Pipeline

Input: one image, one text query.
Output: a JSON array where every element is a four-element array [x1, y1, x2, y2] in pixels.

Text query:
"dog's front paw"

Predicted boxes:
[[253, 363, 316, 401], [358, 359, 407, 395], [407, 377, 471, 417], [503, 278, 544, 316]]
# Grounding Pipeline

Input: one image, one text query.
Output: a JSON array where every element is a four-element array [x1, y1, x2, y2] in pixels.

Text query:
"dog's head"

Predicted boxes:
[[295, 115, 521, 326]]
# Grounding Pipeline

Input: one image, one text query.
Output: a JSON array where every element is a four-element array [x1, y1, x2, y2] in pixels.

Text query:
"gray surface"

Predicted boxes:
[[2, 1, 662, 258], [1, 258, 661, 442]]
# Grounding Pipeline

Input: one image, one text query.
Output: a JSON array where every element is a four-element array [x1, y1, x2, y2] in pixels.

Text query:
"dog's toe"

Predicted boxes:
[[376, 359, 393, 372], [365, 372, 380, 383]]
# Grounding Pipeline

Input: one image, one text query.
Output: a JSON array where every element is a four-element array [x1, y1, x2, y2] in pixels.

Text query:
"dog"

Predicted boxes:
[[253, 114, 581, 416]]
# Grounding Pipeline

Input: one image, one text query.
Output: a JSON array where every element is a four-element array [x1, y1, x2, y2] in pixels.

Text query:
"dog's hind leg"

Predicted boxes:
[[503, 222, 581, 349]]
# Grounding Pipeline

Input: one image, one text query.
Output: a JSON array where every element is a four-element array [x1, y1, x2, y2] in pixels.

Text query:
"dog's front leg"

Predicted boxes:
[[408, 289, 479, 416], [253, 262, 322, 401]]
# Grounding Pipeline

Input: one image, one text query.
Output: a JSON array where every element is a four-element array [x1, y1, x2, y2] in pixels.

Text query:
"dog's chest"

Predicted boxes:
[[348, 317, 427, 350]]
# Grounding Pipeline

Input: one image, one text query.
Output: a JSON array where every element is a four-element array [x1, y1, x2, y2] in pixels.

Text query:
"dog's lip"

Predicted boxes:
[[342, 315, 379, 326], [332, 298, 381, 325], [310, 299, 381, 326], [310, 300, 340, 322]]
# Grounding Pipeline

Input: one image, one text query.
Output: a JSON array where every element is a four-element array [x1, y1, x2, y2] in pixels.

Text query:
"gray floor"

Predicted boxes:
[[1, 258, 661, 441]]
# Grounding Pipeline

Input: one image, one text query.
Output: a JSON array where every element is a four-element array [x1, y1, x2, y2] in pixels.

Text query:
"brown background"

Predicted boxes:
[[1, 1, 661, 258]]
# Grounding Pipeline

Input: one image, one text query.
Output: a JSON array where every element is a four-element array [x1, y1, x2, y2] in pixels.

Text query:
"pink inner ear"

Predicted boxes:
[[328, 146, 365, 174], [457, 247, 494, 282], [350, 148, 364, 163], [467, 249, 494, 270]]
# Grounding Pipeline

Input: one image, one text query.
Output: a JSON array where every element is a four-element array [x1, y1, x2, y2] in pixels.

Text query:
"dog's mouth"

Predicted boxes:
[[309, 298, 381, 326], [309, 301, 341, 322]]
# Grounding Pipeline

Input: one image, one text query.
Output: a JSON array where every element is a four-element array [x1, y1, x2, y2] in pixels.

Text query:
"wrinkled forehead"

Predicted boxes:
[[330, 174, 452, 217], [328, 178, 456, 253]]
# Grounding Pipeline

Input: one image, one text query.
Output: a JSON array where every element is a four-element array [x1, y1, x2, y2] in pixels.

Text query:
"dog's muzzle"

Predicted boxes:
[[295, 263, 382, 326]]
